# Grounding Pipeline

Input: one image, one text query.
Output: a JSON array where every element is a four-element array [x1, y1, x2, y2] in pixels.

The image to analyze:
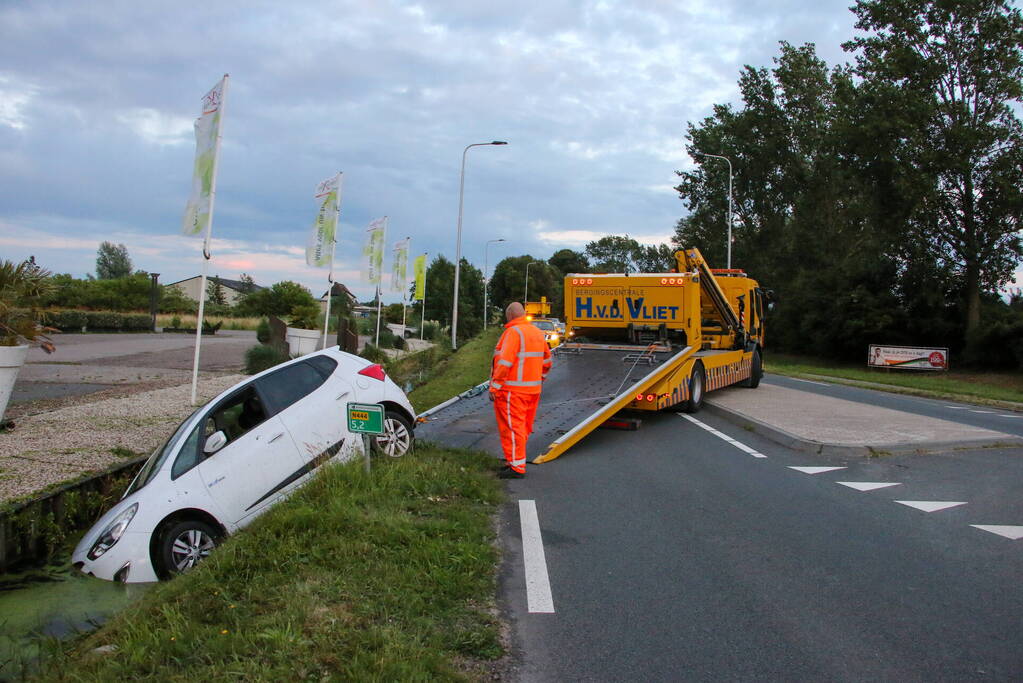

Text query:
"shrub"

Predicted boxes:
[[289, 304, 321, 330], [45, 309, 88, 331], [245, 344, 288, 375], [202, 320, 223, 335], [170, 315, 182, 329], [421, 320, 441, 341], [256, 318, 271, 344], [392, 335, 405, 350], [85, 311, 124, 331], [360, 343, 388, 364]]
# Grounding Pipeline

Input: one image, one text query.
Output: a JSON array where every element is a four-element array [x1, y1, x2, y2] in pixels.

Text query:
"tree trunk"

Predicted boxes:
[[965, 259, 981, 333]]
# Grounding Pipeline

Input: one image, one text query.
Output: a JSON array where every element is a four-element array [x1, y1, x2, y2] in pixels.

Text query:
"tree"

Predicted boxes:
[[488, 256, 561, 316], [845, 0, 1023, 333], [421, 255, 485, 342], [237, 281, 316, 317], [237, 273, 257, 294], [95, 242, 132, 279], [207, 277, 227, 305], [634, 244, 677, 272], [548, 249, 590, 275], [585, 235, 641, 272]]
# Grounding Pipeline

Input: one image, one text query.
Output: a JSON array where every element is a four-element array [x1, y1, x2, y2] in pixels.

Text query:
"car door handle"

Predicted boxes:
[[268, 432, 285, 443]]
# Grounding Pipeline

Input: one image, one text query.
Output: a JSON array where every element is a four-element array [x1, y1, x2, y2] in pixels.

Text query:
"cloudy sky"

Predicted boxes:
[[1, 0, 862, 303]]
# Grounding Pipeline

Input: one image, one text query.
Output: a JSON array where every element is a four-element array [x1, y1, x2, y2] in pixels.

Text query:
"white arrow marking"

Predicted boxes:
[[519, 499, 555, 613], [894, 500, 967, 512], [837, 481, 901, 492], [788, 466, 847, 475], [970, 525, 1023, 540]]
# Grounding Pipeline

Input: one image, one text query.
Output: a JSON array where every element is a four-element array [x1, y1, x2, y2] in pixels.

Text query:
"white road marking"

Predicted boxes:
[[788, 466, 846, 475], [894, 500, 967, 513], [970, 525, 1023, 540], [837, 481, 901, 492], [997, 414, 1023, 418], [945, 406, 971, 410], [678, 414, 767, 457], [785, 377, 830, 386], [970, 410, 995, 414], [518, 499, 555, 614]]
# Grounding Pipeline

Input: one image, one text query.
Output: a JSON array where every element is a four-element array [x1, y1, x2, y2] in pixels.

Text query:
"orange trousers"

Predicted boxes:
[[492, 390, 540, 473]]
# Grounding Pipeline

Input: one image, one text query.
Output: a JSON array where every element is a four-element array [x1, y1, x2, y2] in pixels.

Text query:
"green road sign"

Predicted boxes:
[[347, 402, 384, 434]]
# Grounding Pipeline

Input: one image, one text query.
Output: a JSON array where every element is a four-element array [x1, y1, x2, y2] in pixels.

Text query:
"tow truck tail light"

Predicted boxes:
[[358, 364, 387, 381], [636, 393, 643, 401], [646, 394, 655, 402]]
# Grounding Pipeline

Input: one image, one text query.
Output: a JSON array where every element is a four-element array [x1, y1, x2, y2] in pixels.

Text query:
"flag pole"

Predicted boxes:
[[420, 253, 427, 341], [190, 73, 229, 406], [373, 216, 387, 348], [321, 172, 341, 350], [400, 237, 409, 339], [374, 284, 382, 347]]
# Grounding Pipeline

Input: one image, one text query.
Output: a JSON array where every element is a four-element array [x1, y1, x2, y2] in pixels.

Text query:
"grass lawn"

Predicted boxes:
[[38, 446, 504, 681], [407, 327, 501, 414], [767, 353, 1023, 406]]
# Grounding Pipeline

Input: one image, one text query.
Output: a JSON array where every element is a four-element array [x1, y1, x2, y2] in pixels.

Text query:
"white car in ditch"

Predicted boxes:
[[72, 348, 416, 583]]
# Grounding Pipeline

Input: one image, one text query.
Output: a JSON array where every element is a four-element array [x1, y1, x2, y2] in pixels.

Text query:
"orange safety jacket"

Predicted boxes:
[[491, 316, 552, 394]]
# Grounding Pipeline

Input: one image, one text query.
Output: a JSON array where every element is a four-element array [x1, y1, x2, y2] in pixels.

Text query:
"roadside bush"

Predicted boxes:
[[202, 320, 223, 335], [44, 309, 88, 331], [245, 344, 288, 375], [392, 335, 406, 350], [256, 318, 271, 344], [421, 320, 441, 341], [360, 343, 388, 364]]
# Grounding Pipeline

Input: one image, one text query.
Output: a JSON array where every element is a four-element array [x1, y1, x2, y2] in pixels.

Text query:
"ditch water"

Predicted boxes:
[[0, 552, 149, 680]]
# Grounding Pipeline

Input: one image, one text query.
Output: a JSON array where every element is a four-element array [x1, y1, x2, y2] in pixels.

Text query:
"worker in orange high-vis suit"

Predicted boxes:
[[490, 302, 552, 478]]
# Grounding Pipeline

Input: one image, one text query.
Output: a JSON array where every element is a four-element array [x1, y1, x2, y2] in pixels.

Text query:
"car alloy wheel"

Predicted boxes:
[[374, 410, 414, 457], [160, 520, 219, 576]]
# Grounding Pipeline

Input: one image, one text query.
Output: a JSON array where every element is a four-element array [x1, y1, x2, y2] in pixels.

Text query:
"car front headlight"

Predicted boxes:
[[87, 503, 138, 560]]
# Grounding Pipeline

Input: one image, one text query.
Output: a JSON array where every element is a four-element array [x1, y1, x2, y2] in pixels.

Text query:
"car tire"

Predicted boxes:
[[158, 520, 220, 577], [373, 409, 414, 457], [741, 350, 762, 388], [683, 362, 705, 413]]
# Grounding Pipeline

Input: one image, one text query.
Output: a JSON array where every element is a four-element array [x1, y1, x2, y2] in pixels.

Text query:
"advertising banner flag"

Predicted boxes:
[[413, 253, 427, 300], [307, 173, 342, 267], [391, 238, 409, 293], [182, 76, 227, 236], [362, 217, 386, 285]]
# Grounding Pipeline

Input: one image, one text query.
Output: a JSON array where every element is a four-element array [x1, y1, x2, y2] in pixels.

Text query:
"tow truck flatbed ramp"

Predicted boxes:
[[416, 344, 696, 463]]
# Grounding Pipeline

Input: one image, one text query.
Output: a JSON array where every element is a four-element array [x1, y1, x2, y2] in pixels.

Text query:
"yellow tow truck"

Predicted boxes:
[[525, 296, 564, 348], [533, 247, 771, 463]]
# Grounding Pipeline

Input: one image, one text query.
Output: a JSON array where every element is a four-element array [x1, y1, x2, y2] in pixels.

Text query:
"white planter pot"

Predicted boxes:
[[0, 344, 29, 423], [285, 327, 322, 357]]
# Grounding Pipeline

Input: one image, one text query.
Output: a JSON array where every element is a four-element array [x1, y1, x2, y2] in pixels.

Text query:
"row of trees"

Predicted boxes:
[[673, 0, 1023, 367]]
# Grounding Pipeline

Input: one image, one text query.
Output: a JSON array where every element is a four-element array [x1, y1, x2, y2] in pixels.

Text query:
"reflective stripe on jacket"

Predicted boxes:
[[491, 316, 552, 394]]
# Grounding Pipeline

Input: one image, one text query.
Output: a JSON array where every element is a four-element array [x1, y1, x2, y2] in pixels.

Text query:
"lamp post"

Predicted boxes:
[[483, 238, 506, 329], [523, 259, 534, 304], [452, 140, 508, 349], [693, 151, 733, 269]]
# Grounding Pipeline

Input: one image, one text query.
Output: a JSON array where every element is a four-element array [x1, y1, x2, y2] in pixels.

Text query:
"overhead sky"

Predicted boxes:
[[1, 0, 862, 303]]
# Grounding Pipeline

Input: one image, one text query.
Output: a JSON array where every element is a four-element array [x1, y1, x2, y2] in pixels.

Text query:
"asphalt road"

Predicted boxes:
[[497, 399, 1023, 680], [764, 373, 1023, 437]]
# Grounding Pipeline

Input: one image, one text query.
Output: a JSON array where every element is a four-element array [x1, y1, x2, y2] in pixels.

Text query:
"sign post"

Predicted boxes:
[[347, 402, 384, 473]]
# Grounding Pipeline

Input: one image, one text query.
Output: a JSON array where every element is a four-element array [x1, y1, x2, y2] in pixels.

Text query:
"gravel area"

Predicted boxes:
[[0, 375, 245, 504]]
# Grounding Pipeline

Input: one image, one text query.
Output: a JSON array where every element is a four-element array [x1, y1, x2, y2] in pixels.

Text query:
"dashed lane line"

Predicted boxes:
[[519, 499, 555, 614], [837, 482, 901, 492], [678, 413, 767, 457], [788, 466, 847, 475], [894, 500, 967, 513], [784, 377, 830, 386], [971, 525, 1023, 540]]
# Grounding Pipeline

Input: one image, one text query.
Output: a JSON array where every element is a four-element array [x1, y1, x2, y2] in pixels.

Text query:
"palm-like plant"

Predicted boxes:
[[0, 259, 56, 353]]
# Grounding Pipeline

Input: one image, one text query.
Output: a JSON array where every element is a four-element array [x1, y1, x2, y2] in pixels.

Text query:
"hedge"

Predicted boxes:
[[43, 309, 153, 332]]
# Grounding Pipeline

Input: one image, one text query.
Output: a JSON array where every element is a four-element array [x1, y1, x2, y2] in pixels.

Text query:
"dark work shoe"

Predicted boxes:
[[498, 467, 525, 479]]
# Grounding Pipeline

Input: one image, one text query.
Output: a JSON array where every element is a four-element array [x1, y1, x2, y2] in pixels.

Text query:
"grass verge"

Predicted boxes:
[[767, 353, 1023, 407], [406, 327, 501, 414], [37, 445, 504, 681]]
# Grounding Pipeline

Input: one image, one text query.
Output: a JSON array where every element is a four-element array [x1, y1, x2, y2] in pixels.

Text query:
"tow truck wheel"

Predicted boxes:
[[683, 362, 705, 413], [741, 350, 762, 388]]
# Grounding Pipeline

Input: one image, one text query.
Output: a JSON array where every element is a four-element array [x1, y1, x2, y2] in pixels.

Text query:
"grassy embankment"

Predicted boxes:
[[392, 327, 501, 414], [767, 353, 1023, 407], [36, 329, 506, 681]]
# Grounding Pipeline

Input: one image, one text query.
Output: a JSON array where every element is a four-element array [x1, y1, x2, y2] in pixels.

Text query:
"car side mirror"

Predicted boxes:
[[204, 431, 228, 455]]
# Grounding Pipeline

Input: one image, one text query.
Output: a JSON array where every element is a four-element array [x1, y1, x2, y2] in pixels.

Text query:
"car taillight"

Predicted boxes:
[[358, 364, 386, 381]]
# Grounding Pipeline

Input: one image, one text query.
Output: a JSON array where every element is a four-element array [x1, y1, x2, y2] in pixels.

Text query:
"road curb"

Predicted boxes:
[[702, 401, 1023, 458]]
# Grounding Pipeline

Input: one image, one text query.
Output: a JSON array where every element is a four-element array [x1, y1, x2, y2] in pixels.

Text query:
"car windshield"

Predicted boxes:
[[533, 320, 555, 331], [124, 407, 202, 497]]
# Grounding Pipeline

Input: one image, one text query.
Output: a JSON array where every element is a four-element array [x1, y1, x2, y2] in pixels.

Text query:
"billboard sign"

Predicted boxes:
[[868, 345, 948, 371]]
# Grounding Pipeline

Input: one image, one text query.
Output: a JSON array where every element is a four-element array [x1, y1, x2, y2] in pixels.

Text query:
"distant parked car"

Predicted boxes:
[[72, 348, 415, 583]]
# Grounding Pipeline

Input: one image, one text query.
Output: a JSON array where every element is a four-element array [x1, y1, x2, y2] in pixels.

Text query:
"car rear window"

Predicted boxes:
[[306, 354, 338, 379], [258, 361, 330, 413]]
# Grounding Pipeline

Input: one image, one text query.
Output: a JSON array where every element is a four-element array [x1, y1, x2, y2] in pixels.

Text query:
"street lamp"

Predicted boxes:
[[693, 151, 733, 269], [524, 259, 534, 304], [483, 238, 506, 329], [452, 140, 508, 349]]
